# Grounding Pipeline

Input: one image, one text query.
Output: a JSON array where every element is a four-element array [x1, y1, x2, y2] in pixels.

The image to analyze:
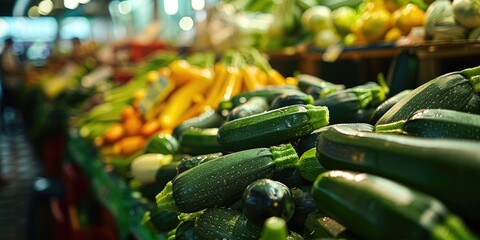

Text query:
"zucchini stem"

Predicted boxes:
[[431, 215, 478, 240], [155, 181, 179, 211], [462, 65, 480, 93], [375, 120, 406, 134], [305, 105, 330, 129], [270, 144, 299, 171]]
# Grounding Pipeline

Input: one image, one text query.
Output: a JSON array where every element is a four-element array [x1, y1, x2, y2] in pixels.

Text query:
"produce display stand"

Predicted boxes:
[[65, 126, 160, 240], [268, 40, 480, 87]]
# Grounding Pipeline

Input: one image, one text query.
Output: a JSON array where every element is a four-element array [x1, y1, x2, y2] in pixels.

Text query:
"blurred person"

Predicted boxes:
[[1, 38, 23, 129]]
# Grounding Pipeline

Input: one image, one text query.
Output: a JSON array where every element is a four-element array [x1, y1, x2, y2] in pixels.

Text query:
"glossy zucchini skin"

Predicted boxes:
[[224, 85, 302, 110], [402, 109, 480, 140], [176, 152, 222, 174], [175, 221, 200, 240], [270, 92, 314, 110], [218, 104, 329, 152], [370, 89, 412, 124], [297, 74, 345, 98], [316, 124, 480, 222], [227, 96, 270, 121], [296, 123, 374, 156], [376, 67, 480, 126], [312, 171, 476, 240], [145, 205, 180, 232], [195, 208, 263, 240], [178, 128, 223, 155], [313, 89, 372, 124], [156, 144, 298, 213], [173, 108, 225, 139], [144, 134, 179, 155], [195, 208, 303, 240]]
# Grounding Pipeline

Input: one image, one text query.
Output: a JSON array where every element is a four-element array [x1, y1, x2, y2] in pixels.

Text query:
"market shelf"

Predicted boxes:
[[66, 127, 159, 240]]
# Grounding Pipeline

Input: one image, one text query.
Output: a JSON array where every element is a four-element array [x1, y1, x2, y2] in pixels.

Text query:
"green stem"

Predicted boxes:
[[375, 120, 406, 134], [261, 217, 288, 240], [352, 89, 373, 109], [155, 181, 179, 211], [270, 144, 298, 171], [306, 105, 330, 129], [462, 66, 480, 93], [431, 215, 478, 240]]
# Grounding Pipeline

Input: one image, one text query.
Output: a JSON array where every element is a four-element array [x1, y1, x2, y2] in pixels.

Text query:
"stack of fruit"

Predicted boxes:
[[301, 0, 428, 47]]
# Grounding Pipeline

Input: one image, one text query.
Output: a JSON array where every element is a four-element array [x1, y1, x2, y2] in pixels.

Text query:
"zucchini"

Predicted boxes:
[[297, 74, 345, 98], [242, 179, 295, 225], [370, 89, 412, 124], [221, 85, 303, 110], [351, 76, 390, 107], [195, 208, 303, 240], [270, 92, 314, 110], [144, 133, 179, 155], [312, 170, 477, 240], [172, 108, 225, 139], [261, 217, 288, 240], [131, 154, 175, 184], [296, 148, 326, 182], [178, 127, 223, 155], [227, 96, 269, 121], [313, 89, 372, 124], [175, 220, 200, 240], [177, 152, 222, 174], [288, 186, 319, 234], [376, 109, 480, 141], [375, 66, 480, 126], [142, 205, 180, 232], [194, 207, 263, 240], [217, 104, 329, 152], [303, 211, 354, 239], [156, 144, 299, 213], [296, 123, 374, 156], [316, 124, 480, 222], [351, 108, 375, 123]]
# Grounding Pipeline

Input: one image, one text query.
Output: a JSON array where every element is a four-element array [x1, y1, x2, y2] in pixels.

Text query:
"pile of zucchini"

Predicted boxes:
[[132, 66, 480, 240]]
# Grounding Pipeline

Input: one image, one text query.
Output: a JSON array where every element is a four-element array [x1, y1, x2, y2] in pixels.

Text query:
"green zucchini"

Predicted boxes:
[[316, 124, 480, 222], [376, 109, 480, 141], [131, 154, 175, 184], [172, 108, 225, 139], [227, 96, 270, 121], [303, 211, 354, 239], [270, 92, 315, 110], [195, 207, 263, 240], [176, 152, 222, 174], [195, 208, 303, 240], [221, 85, 303, 110], [142, 205, 180, 232], [296, 123, 374, 156], [297, 74, 345, 98], [156, 144, 298, 213], [178, 127, 223, 155], [351, 108, 375, 123], [144, 133, 179, 155], [217, 104, 329, 152], [313, 89, 372, 124], [370, 89, 412, 124], [375, 66, 480, 126], [175, 220, 200, 240], [288, 186, 319, 234], [296, 148, 326, 182], [312, 170, 477, 240]]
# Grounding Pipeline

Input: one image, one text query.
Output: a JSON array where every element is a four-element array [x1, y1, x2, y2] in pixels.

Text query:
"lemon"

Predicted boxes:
[[385, 27, 403, 41], [393, 3, 425, 35], [359, 8, 392, 42]]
